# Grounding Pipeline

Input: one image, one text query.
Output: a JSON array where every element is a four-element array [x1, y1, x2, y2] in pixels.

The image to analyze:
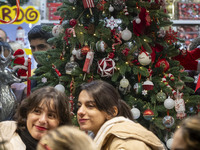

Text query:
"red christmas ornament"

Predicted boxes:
[[108, 52, 115, 59], [142, 79, 154, 90], [69, 19, 77, 27], [81, 45, 90, 56], [122, 48, 130, 56], [143, 109, 154, 120], [155, 58, 170, 72], [96, 0, 107, 11]]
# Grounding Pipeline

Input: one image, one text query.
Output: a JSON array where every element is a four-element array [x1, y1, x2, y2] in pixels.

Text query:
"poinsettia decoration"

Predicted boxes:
[[164, 27, 178, 45]]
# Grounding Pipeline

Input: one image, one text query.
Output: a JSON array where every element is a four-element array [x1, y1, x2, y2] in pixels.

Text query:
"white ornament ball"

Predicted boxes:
[[72, 48, 77, 55], [163, 116, 175, 128], [136, 18, 141, 24], [96, 40, 107, 52], [166, 138, 173, 149], [109, 5, 114, 12], [131, 107, 141, 119], [120, 78, 129, 88], [164, 96, 175, 109], [138, 52, 151, 66], [68, 0, 75, 3], [75, 49, 84, 60], [55, 84, 65, 93], [117, 19, 122, 24], [52, 25, 64, 37], [121, 28, 132, 41]]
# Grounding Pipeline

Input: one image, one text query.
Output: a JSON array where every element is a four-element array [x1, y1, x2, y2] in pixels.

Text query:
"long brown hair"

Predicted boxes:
[[80, 80, 134, 120], [15, 86, 72, 130]]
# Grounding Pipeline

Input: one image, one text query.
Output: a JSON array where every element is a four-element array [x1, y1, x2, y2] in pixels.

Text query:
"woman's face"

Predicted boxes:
[[26, 99, 60, 140], [77, 90, 108, 135], [171, 128, 187, 150]]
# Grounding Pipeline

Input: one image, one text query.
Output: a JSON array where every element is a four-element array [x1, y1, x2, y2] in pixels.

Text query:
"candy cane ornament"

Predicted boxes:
[[112, 33, 122, 51], [162, 73, 176, 95], [52, 64, 62, 77], [69, 77, 75, 112], [68, 28, 76, 37]]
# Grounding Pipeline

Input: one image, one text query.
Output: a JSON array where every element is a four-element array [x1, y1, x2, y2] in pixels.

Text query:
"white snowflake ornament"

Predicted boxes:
[[142, 90, 148, 96], [106, 16, 120, 30], [41, 77, 47, 83]]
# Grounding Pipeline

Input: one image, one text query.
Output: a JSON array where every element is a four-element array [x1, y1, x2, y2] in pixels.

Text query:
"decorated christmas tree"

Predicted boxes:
[[31, 0, 200, 146]]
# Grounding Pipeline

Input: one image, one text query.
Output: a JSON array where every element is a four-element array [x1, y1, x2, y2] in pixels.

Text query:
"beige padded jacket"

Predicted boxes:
[[0, 121, 26, 150], [94, 117, 165, 150]]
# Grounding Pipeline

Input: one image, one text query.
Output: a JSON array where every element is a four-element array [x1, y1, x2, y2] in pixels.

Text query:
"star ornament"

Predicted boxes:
[[106, 16, 120, 30]]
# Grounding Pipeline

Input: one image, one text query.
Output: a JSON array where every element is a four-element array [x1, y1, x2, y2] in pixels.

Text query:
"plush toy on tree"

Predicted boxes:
[[173, 44, 200, 71], [132, 7, 151, 36], [174, 37, 200, 94], [11, 49, 28, 79]]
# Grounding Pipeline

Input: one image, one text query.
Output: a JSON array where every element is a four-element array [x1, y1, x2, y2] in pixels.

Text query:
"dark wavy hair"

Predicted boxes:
[[14, 86, 72, 130], [28, 25, 53, 42], [79, 80, 134, 121]]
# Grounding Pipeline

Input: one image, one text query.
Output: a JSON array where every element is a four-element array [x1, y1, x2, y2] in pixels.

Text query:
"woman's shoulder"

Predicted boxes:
[[0, 121, 26, 150], [106, 135, 152, 150], [108, 121, 165, 150], [0, 121, 17, 139]]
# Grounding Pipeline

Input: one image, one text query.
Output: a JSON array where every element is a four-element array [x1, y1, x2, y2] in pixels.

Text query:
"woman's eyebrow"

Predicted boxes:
[[78, 100, 95, 103]]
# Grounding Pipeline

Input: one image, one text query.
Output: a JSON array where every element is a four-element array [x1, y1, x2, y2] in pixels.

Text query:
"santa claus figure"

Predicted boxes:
[[174, 37, 200, 94], [16, 26, 25, 48], [11, 49, 28, 79], [173, 45, 200, 71]]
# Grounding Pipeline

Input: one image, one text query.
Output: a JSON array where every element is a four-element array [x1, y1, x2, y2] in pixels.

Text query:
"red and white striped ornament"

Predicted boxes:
[[112, 33, 122, 52], [69, 77, 75, 112], [82, 0, 94, 15], [142, 79, 154, 91], [162, 73, 176, 95], [82, 0, 94, 8]]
